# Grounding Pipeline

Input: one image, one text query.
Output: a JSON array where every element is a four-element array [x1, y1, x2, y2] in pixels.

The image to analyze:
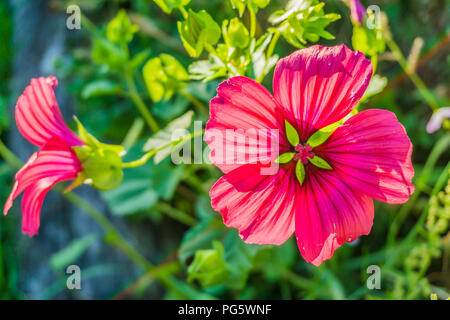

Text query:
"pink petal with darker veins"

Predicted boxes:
[[273, 44, 372, 141], [210, 163, 297, 245], [15, 76, 82, 147], [206, 76, 289, 173], [3, 137, 81, 236], [295, 167, 374, 266], [317, 109, 414, 204]]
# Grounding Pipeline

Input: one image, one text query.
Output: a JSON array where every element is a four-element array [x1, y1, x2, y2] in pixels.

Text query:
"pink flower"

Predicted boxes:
[[350, 0, 366, 25], [4, 76, 83, 236], [206, 45, 414, 266], [426, 107, 450, 134]]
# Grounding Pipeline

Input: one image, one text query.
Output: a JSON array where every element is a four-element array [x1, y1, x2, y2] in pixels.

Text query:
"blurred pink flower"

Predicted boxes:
[[4, 76, 83, 236], [206, 45, 414, 266], [350, 0, 366, 25], [426, 107, 450, 134]]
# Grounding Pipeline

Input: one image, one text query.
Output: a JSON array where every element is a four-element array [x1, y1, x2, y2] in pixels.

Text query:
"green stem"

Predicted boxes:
[[122, 130, 204, 168], [384, 32, 440, 111], [121, 118, 145, 150], [249, 8, 257, 39], [124, 72, 159, 133], [179, 6, 188, 19], [180, 90, 208, 115], [0, 139, 22, 169], [154, 202, 197, 226], [256, 31, 280, 83]]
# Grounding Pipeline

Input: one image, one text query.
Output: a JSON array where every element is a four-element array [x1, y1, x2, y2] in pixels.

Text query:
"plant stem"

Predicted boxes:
[[154, 202, 197, 226], [180, 90, 208, 115], [249, 8, 256, 39], [256, 31, 280, 83], [124, 72, 160, 133], [0, 139, 21, 169], [121, 130, 204, 168], [383, 31, 440, 111]]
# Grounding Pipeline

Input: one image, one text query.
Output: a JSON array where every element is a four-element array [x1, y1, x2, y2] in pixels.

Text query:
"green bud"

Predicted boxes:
[[72, 117, 124, 191], [227, 18, 249, 49], [177, 9, 221, 57], [106, 10, 139, 44], [142, 54, 189, 102], [187, 241, 231, 288]]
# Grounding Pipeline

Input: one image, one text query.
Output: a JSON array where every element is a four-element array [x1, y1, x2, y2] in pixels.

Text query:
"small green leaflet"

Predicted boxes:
[[306, 119, 343, 147], [309, 155, 332, 170], [295, 161, 305, 185], [285, 120, 299, 147], [275, 152, 295, 164]]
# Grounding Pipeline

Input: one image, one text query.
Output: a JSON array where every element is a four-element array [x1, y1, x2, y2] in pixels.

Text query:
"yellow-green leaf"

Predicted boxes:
[[285, 120, 299, 147], [275, 152, 295, 164], [295, 161, 305, 185], [306, 119, 343, 147], [309, 155, 332, 170]]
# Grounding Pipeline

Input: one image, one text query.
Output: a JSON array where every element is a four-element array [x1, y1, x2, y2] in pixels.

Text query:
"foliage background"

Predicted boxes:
[[0, 0, 449, 299]]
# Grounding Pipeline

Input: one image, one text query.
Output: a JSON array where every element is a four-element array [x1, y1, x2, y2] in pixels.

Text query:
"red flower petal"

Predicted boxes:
[[273, 44, 372, 141], [3, 138, 81, 236], [206, 76, 289, 173], [15, 76, 82, 147], [317, 109, 415, 204], [210, 164, 296, 245], [295, 168, 374, 266]]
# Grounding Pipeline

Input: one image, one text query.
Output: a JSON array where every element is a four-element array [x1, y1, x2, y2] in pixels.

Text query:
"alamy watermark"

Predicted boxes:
[[366, 265, 381, 290], [66, 5, 81, 30], [66, 265, 81, 290]]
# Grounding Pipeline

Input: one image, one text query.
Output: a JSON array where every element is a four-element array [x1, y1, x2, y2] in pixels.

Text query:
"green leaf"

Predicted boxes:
[[177, 10, 221, 57], [91, 38, 127, 72], [309, 155, 332, 170], [143, 110, 194, 164], [285, 120, 299, 146], [142, 54, 188, 102], [49, 234, 97, 271], [179, 219, 226, 265], [275, 152, 295, 164], [295, 161, 305, 185], [224, 230, 262, 290], [361, 74, 388, 102], [153, 0, 191, 14], [270, 0, 340, 49], [81, 80, 121, 99], [106, 9, 139, 44], [229, 0, 246, 16], [188, 55, 227, 81], [187, 241, 231, 288], [306, 119, 343, 147]]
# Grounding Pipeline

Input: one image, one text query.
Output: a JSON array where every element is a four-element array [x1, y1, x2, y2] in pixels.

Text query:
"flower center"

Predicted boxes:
[[293, 143, 314, 164]]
